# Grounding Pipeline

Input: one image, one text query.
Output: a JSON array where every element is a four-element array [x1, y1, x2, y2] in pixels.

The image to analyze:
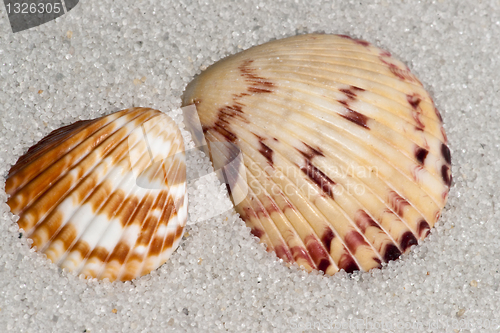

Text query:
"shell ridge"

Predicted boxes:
[[93, 155, 168, 279], [266, 68, 442, 129], [260, 76, 446, 159], [150, 194, 178, 276], [233, 133, 369, 270], [6, 109, 137, 197], [8, 108, 188, 281], [262, 65, 438, 126], [264, 83, 447, 177], [72, 187, 137, 277], [118, 145, 185, 280], [243, 152, 342, 273], [97, 116, 186, 281], [182, 33, 450, 275], [219, 97, 445, 214], [7, 119, 97, 181], [10, 108, 157, 218], [20, 110, 162, 236], [253, 95, 446, 207], [262, 55, 430, 94], [116, 192, 165, 280], [147, 195, 176, 273], [96, 183, 160, 280], [242, 156, 322, 272], [246, 38, 382, 60], [245, 140, 386, 267], [221, 105, 431, 241], [147, 188, 185, 275], [55, 134, 159, 271], [35, 124, 160, 261]]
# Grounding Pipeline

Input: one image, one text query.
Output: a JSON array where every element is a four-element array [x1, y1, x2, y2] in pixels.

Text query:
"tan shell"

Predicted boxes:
[[182, 34, 451, 274], [6, 107, 187, 281]]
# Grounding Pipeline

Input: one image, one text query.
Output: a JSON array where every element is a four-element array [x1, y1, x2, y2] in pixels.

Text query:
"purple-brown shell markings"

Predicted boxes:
[[289, 245, 314, 267], [441, 165, 452, 187], [251, 227, 265, 238], [304, 234, 332, 272], [182, 34, 451, 276], [339, 86, 365, 101], [380, 50, 392, 58], [339, 109, 370, 129], [407, 93, 422, 109], [211, 104, 245, 144], [434, 106, 443, 122], [258, 141, 274, 165], [400, 231, 418, 252], [203, 59, 275, 145], [383, 244, 402, 262], [337, 86, 370, 129], [298, 142, 325, 160], [411, 165, 424, 183], [240, 59, 274, 93], [354, 210, 402, 262], [415, 146, 429, 164], [354, 210, 381, 233], [338, 254, 360, 273], [417, 219, 431, 238], [300, 160, 336, 198], [344, 230, 369, 254], [274, 245, 294, 263], [441, 127, 448, 144], [441, 143, 451, 165], [321, 228, 335, 253], [379, 52, 422, 84], [407, 94, 426, 131], [388, 191, 410, 217], [338, 34, 370, 47]]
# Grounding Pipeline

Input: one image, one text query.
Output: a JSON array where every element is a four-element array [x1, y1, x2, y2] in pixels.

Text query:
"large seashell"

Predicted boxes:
[[182, 34, 451, 275], [6, 107, 187, 281]]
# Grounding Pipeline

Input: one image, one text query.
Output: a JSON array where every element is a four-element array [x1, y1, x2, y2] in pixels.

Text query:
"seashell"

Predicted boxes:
[[182, 34, 451, 275], [6, 107, 187, 281]]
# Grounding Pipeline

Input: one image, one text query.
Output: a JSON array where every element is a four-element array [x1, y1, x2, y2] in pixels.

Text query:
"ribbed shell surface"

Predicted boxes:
[[182, 34, 451, 275], [6, 107, 187, 281]]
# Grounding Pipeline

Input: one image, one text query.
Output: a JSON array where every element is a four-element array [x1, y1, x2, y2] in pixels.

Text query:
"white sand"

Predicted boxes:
[[0, 0, 499, 332]]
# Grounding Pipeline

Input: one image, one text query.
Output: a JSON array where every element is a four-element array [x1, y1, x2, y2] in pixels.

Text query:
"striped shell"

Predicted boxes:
[[182, 34, 451, 275], [6, 107, 187, 281]]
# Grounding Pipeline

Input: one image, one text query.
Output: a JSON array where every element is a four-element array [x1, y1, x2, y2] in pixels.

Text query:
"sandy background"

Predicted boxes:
[[0, 0, 499, 332]]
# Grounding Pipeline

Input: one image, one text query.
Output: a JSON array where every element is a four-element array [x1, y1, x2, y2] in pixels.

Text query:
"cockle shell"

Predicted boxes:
[[6, 107, 187, 281], [182, 34, 451, 275]]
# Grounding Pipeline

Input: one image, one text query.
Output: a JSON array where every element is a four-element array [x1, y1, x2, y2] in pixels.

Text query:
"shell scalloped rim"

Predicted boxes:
[[182, 34, 451, 275], [6, 107, 187, 282]]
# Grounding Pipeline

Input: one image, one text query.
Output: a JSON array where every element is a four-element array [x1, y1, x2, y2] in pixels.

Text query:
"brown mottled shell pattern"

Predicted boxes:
[[6, 107, 187, 281], [182, 34, 451, 274]]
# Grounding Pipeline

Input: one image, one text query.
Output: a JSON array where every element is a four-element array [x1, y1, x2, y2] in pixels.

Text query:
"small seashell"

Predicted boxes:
[[182, 34, 451, 275], [6, 107, 187, 281]]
